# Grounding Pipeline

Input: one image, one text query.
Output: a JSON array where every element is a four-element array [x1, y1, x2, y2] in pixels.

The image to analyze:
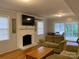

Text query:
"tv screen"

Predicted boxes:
[[22, 15, 35, 26]]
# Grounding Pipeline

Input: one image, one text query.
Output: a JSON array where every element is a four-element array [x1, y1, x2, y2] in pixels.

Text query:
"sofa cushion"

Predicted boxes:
[[43, 42, 59, 48]]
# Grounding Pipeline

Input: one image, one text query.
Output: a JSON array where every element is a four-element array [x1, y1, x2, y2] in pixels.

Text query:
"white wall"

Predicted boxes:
[[46, 17, 79, 33], [0, 9, 40, 54]]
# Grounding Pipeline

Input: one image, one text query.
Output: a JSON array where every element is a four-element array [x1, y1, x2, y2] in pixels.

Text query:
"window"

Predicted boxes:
[[37, 21, 44, 35], [0, 16, 9, 41], [54, 23, 64, 35]]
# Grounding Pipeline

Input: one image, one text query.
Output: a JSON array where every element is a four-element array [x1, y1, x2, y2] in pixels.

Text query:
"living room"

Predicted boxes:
[[0, 0, 79, 59]]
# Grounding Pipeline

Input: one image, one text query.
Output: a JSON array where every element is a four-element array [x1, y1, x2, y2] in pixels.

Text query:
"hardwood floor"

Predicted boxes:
[[0, 45, 41, 59], [0, 49, 26, 59]]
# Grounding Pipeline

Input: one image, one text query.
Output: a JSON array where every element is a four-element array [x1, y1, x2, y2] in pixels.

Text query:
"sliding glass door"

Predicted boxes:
[[65, 22, 78, 42], [54, 22, 78, 42]]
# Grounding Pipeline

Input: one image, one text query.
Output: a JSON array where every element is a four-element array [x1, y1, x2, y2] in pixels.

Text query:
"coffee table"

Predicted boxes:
[[26, 46, 54, 59]]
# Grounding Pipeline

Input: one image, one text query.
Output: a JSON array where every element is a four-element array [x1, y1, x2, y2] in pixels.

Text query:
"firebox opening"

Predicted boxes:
[[23, 34, 32, 46]]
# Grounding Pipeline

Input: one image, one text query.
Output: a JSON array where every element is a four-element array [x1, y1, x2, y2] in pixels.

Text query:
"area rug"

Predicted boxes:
[[60, 50, 78, 59]]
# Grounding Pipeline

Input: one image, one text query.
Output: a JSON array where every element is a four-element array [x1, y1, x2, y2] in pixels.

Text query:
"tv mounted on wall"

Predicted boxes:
[[22, 15, 35, 26]]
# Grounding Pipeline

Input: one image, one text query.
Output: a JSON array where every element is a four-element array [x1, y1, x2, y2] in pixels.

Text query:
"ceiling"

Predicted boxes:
[[0, 0, 77, 18], [65, 0, 79, 17]]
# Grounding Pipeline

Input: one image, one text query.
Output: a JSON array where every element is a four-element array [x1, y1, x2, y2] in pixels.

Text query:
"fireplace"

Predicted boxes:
[[23, 34, 32, 46], [18, 29, 38, 49]]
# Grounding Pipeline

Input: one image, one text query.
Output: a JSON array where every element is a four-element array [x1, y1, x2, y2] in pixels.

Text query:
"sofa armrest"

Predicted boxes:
[[59, 40, 66, 44], [58, 40, 66, 50], [38, 39, 46, 46]]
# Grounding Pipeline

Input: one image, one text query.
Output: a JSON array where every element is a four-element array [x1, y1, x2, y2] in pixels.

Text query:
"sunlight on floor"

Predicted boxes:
[[66, 42, 78, 46]]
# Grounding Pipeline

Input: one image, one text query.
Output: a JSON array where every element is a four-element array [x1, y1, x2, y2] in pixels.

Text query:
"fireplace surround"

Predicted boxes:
[[18, 29, 37, 50]]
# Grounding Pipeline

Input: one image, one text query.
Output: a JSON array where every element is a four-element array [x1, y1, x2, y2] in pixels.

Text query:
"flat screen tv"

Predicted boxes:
[[22, 15, 35, 26]]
